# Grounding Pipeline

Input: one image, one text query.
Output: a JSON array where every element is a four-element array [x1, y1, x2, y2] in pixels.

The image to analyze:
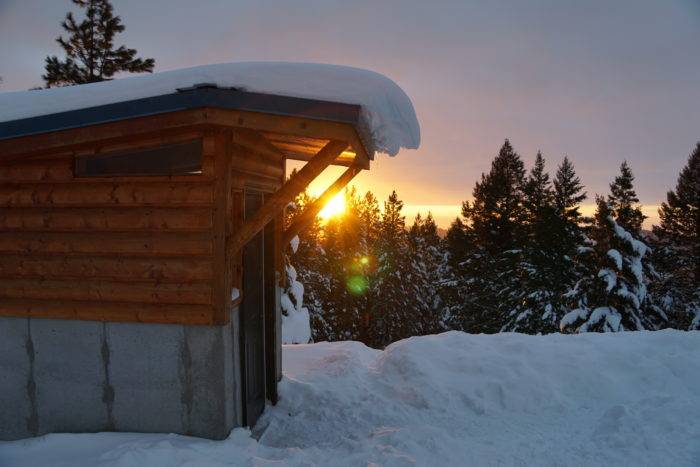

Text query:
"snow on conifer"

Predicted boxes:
[[560, 197, 665, 332], [503, 152, 586, 334], [281, 263, 311, 344], [407, 212, 445, 335], [561, 162, 667, 333], [370, 191, 416, 346], [449, 140, 528, 333], [650, 142, 700, 330], [283, 141, 696, 344]]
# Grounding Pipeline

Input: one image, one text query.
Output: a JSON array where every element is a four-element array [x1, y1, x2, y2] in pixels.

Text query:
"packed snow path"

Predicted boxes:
[[1, 330, 699, 466]]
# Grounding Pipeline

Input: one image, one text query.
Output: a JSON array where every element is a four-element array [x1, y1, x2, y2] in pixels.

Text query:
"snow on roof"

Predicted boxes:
[[0, 62, 420, 156]]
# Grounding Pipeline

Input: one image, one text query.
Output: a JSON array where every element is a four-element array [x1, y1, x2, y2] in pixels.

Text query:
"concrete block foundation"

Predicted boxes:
[[0, 310, 242, 441]]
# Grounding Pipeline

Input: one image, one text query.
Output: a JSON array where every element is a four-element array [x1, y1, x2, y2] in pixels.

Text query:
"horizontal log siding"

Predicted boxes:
[[0, 181, 213, 207], [0, 132, 219, 324], [0, 256, 213, 282], [0, 207, 212, 232], [0, 231, 212, 256]]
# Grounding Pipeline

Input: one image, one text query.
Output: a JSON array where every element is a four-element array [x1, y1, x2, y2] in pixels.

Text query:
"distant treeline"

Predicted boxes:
[[286, 141, 700, 348]]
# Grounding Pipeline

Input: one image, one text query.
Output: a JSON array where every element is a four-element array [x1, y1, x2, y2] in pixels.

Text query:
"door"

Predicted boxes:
[[241, 190, 266, 426]]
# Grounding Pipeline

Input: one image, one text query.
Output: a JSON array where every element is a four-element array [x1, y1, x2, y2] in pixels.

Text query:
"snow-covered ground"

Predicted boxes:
[[1, 330, 698, 466]]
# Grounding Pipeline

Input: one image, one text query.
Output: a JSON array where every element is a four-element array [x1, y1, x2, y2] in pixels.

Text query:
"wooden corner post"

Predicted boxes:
[[212, 130, 234, 324]]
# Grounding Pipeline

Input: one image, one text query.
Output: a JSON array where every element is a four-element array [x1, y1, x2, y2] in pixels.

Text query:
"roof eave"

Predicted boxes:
[[0, 86, 375, 160]]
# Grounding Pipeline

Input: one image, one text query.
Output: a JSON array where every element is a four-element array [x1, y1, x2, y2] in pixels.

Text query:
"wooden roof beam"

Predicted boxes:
[[232, 128, 287, 161], [283, 151, 357, 167], [227, 140, 349, 257], [282, 164, 362, 247]]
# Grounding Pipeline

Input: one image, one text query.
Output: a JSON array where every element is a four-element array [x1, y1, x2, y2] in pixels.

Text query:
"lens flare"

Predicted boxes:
[[346, 275, 369, 295]]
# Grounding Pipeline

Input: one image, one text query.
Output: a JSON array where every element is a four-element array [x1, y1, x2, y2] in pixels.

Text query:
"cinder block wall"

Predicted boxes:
[[0, 310, 242, 441]]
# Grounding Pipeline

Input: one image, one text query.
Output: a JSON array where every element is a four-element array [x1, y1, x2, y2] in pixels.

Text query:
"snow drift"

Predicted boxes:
[[2, 330, 698, 466], [0, 62, 420, 156], [280, 264, 311, 344]]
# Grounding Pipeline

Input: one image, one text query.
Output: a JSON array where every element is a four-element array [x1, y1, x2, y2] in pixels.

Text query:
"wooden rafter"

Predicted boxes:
[[282, 164, 362, 247], [232, 128, 286, 161], [227, 140, 349, 258], [280, 150, 357, 167]]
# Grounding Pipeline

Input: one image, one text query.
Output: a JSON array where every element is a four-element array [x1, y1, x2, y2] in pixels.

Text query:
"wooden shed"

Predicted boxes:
[[0, 78, 375, 440]]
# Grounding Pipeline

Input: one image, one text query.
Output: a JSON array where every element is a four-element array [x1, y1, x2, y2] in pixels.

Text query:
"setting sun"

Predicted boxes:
[[317, 192, 346, 220]]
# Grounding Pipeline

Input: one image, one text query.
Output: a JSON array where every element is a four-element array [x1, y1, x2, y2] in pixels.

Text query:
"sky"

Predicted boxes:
[[1, 0, 699, 228]]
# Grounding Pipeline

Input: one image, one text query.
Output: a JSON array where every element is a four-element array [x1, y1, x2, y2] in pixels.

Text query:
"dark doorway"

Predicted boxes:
[[241, 190, 267, 427]]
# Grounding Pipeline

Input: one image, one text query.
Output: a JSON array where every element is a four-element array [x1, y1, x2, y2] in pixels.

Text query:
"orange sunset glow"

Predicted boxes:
[[293, 161, 662, 228], [0, 1, 698, 464], [3, 1, 698, 226]]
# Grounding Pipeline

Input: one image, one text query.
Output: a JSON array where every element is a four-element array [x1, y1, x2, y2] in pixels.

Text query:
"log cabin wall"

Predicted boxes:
[[0, 129, 224, 325], [0, 89, 366, 440], [0, 124, 288, 440]]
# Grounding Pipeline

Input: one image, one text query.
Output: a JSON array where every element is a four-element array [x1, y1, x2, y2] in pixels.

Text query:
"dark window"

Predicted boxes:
[[75, 139, 202, 177]]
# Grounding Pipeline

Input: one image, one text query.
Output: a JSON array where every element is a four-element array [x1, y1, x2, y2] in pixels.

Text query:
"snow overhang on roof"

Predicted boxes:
[[0, 62, 420, 158]]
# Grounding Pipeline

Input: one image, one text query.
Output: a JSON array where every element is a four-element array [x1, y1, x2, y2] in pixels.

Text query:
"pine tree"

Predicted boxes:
[[350, 190, 382, 343], [408, 212, 444, 335], [651, 142, 700, 329], [553, 156, 587, 227], [504, 152, 562, 333], [339, 188, 375, 343], [286, 185, 386, 345], [441, 217, 470, 331], [561, 196, 665, 333], [408, 212, 440, 248], [551, 156, 590, 321], [464, 140, 527, 254], [368, 191, 419, 347], [444, 217, 468, 270], [455, 140, 528, 333], [421, 212, 441, 247], [523, 152, 553, 217], [608, 161, 646, 235], [655, 143, 700, 281], [521, 152, 555, 284], [356, 191, 382, 252], [43, 0, 155, 87], [317, 215, 360, 340], [408, 212, 424, 246], [371, 191, 406, 346]]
